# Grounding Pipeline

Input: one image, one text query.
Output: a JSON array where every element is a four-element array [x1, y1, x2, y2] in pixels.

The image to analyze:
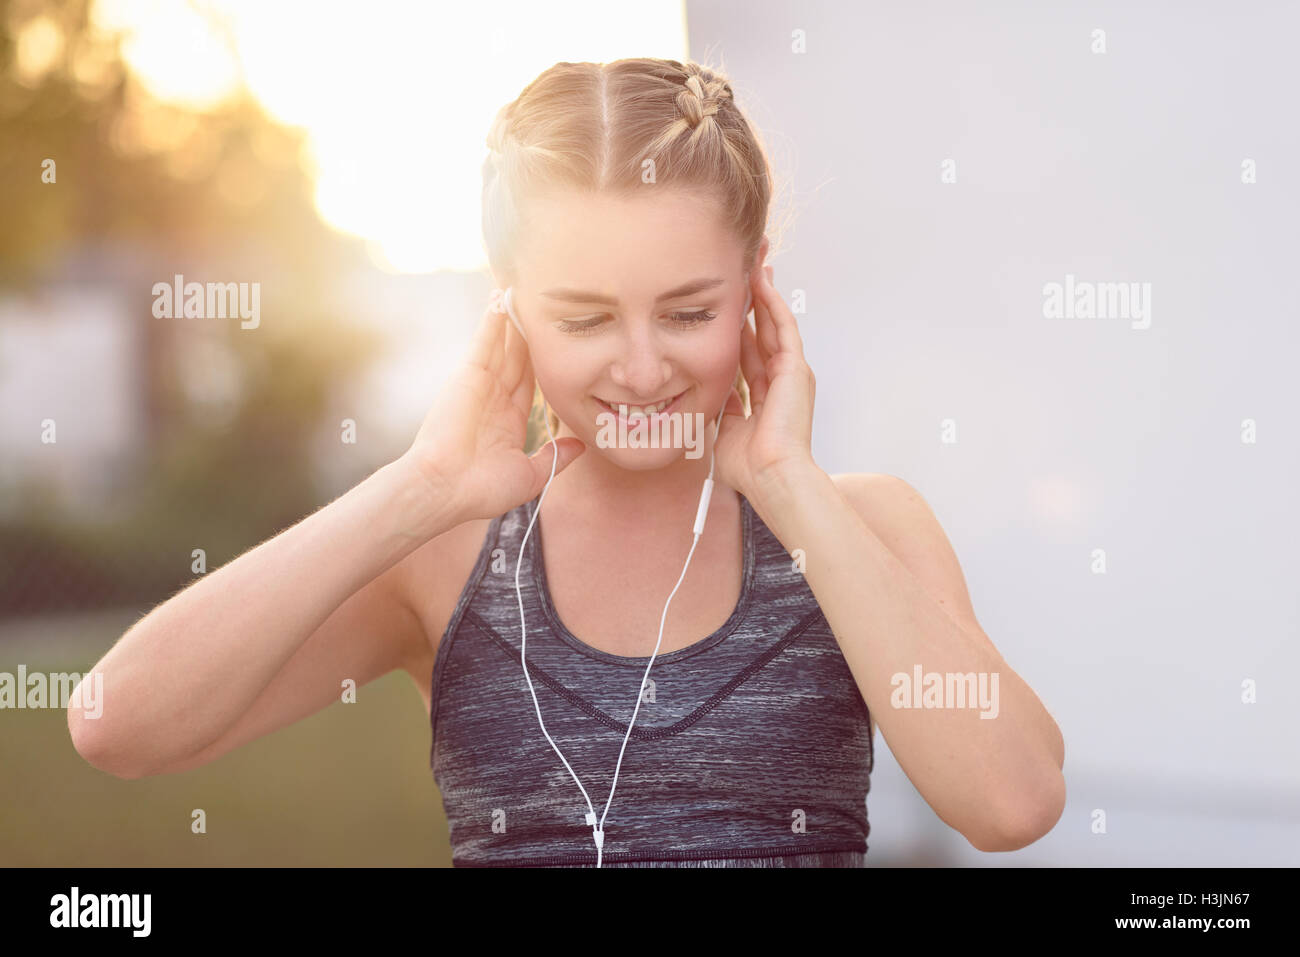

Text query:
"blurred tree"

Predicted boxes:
[[0, 0, 391, 613]]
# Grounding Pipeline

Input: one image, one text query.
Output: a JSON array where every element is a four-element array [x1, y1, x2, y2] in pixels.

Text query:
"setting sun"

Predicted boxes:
[[85, 0, 689, 273]]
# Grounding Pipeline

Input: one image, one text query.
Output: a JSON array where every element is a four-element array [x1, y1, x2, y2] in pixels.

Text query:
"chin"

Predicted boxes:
[[597, 445, 691, 470]]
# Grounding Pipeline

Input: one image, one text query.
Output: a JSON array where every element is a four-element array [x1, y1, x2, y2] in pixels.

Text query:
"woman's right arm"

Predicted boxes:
[[68, 300, 586, 779], [66, 455, 459, 779]]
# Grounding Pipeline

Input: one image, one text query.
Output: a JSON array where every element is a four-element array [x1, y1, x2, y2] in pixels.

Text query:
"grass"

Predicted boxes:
[[0, 610, 453, 866]]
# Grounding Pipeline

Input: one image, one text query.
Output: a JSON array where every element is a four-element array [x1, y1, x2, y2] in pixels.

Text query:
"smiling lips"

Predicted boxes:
[[595, 390, 681, 413], [595, 389, 686, 417]]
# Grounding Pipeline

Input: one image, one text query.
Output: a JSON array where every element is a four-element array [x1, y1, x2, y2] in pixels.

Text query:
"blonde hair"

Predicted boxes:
[[480, 58, 780, 450]]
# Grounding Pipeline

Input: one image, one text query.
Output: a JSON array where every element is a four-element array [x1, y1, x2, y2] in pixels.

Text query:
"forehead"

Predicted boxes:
[[516, 188, 742, 289]]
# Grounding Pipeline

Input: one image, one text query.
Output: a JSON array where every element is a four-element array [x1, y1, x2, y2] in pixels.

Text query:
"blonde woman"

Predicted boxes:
[[70, 58, 1065, 867]]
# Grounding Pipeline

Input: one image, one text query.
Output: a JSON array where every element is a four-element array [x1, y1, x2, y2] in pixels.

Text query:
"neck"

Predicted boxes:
[[543, 415, 738, 534]]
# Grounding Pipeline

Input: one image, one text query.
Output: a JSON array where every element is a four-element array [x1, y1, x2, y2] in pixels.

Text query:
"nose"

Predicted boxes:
[[607, 323, 674, 399]]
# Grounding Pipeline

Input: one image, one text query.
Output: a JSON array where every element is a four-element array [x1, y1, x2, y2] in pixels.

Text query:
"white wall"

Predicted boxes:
[[687, 0, 1300, 865]]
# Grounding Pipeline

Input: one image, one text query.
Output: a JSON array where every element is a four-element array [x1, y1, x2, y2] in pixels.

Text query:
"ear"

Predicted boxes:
[[740, 236, 769, 319]]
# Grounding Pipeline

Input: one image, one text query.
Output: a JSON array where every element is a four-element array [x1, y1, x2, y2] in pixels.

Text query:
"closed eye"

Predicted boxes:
[[558, 310, 718, 336]]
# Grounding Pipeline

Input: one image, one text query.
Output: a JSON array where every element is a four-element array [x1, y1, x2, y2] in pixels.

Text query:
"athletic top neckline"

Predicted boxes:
[[526, 493, 756, 666], [429, 490, 874, 867]]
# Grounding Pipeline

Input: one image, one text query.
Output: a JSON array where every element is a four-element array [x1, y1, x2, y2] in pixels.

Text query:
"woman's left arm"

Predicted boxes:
[[719, 264, 1065, 854], [751, 463, 1065, 854]]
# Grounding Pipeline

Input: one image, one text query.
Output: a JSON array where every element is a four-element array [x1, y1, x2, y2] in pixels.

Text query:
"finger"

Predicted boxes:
[[739, 318, 770, 411], [472, 299, 508, 375], [723, 385, 745, 418], [529, 436, 586, 485], [755, 265, 805, 361], [749, 268, 777, 363], [510, 347, 537, 421], [502, 307, 528, 393], [488, 299, 509, 377]]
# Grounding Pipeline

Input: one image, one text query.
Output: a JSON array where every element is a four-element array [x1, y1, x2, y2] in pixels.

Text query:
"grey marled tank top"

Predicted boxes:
[[429, 492, 874, 867]]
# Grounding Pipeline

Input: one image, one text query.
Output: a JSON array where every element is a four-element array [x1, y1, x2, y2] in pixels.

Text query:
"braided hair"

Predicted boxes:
[[481, 58, 781, 448]]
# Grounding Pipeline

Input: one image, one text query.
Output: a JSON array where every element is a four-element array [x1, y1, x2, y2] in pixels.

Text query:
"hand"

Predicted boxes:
[[714, 265, 820, 502], [400, 297, 587, 529]]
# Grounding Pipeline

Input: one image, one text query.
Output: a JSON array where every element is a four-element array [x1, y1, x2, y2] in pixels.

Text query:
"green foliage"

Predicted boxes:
[[0, 0, 393, 613]]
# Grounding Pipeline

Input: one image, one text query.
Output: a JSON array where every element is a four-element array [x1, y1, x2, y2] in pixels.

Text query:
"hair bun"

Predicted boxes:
[[678, 70, 729, 127]]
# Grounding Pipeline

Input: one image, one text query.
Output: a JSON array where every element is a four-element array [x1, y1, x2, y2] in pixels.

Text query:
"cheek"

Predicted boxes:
[[697, 324, 742, 383], [530, 348, 589, 401]]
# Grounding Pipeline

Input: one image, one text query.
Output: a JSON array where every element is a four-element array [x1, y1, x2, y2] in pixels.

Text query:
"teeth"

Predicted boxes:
[[602, 394, 676, 417]]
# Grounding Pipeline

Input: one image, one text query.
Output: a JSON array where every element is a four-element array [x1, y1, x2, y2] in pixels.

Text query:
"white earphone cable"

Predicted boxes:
[[504, 283, 740, 867], [515, 398, 726, 867]]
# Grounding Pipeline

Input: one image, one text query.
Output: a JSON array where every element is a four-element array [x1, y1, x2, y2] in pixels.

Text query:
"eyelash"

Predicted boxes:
[[557, 310, 718, 336]]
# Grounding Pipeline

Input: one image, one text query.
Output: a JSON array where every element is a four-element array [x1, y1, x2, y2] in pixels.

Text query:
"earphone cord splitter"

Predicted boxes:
[[513, 401, 728, 868]]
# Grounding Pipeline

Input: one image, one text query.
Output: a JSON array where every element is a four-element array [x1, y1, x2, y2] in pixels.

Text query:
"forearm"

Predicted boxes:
[[750, 464, 1065, 850], [71, 456, 458, 763]]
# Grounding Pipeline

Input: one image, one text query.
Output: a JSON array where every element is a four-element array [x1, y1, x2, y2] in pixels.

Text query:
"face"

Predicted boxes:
[[506, 187, 760, 470]]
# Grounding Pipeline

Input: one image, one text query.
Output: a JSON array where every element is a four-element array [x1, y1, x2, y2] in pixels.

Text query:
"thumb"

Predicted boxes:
[[528, 436, 587, 485], [714, 387, 746, 447], [717, 387, 746, 429]]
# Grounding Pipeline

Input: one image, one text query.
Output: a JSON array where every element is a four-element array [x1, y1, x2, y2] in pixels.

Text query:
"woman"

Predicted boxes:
[[68, 58, 1065, 868]]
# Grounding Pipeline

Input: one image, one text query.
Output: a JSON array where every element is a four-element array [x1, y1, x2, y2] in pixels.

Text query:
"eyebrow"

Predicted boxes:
[[539, 277, 726, 306]]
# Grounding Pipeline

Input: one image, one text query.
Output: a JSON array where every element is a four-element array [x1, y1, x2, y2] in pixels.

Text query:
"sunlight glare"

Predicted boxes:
[[92, 0, 689, 273]]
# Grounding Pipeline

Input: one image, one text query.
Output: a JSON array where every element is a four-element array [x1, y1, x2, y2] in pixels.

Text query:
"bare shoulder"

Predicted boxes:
[[828, 471, 990, 647]]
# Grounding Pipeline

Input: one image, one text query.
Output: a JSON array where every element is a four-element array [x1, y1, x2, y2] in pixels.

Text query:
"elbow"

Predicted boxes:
[[1050, 720, 1066, 771], [67, 707, 149, 780], [968, 770, 1066, 853]]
